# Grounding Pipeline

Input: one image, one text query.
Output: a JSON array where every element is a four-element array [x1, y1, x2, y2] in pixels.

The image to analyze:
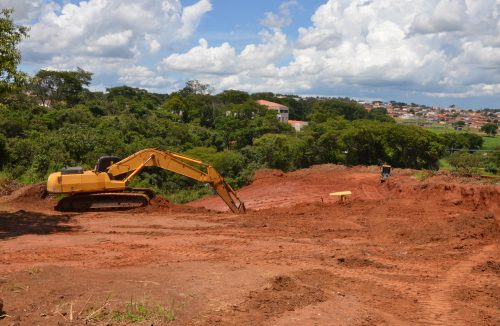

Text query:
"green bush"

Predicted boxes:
[[484, 162, 498, 174], [0, 134, 8, 168], [253, 134, 305, 171], [448, 152, 483, 176]]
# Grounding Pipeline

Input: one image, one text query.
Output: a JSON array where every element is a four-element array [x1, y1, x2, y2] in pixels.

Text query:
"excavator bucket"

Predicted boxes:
[[207, 166, 246, 213]]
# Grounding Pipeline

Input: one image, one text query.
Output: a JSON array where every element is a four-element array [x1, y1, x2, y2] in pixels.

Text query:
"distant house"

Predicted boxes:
[[257, 100, 289, 123], [287, 119, 309, 132], [401, 113, 416, 119], [363, 103, 374, 112]]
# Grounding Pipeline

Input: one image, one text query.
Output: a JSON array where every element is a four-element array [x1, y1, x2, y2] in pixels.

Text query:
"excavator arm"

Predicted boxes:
[[106, 149, 246, 213]]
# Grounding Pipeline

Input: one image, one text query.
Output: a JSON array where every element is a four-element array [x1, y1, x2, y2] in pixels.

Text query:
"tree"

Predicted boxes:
[[0, 9, 29, 95], [180, 80, 212, 96], [342, 122, 386, 166], [0, 134, 8, 168], [308, 98, 369, 123], [480, 123, 498, 136], [383, 124, 444, 169], [31, 68, 92, 106], [448, 152, 483, 176], [300, 116, 349, 165], [182, 147, 246, 185], [439, 132, 483, 151], [252, 134, 304, 171], [162, 94, 188, 122], [452, 120, 465, 130], [216, 90, 250, 104]]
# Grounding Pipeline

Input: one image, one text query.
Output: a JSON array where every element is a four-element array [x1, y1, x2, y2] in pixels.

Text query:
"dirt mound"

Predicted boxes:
[[455, 284, 500, 311], [385, 178, 500, 215], [129, 196, 174, 213], [2, 183, 47, 201], [132, 195, 214, 215], [448, 213, 500, 241], [0, 183, 56, 211], [336, 257, 389, 269], [246, 275, 327, 314], [149, 196, 173, 209], [473, 261, 500, 275], [20, 183, 47, 199], [0, 178, 21, 196], [202, 273, 328, 325], [190, 164, 389, 211], [252, 169, 285, 181]]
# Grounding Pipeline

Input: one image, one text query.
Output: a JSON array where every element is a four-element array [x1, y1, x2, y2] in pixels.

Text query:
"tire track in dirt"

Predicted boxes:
[[360, 184, 385, 200], [323, 266, 427, 323], [419, 244, 498, 325]]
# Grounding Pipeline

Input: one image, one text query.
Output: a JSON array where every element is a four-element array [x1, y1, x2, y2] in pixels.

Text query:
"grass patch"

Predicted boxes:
[[438, 158, 452, 171], [481, 135, 500, 150], [25, 266, 41, 275], [423, 125, 499, 151], [86, 296, 177, 324], [110, 299, 176, 323], [413, 171, 434, 181], [166, 187, 213, 204], [424, 126, 456, 134]]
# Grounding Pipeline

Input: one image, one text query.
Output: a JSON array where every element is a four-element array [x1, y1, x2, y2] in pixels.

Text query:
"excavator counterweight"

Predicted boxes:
[[47, 148, 246, 213]]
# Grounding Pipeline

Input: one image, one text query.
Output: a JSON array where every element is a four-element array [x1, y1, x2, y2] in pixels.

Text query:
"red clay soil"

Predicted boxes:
[[0, 179, 20, 197], [0, 165, 499, 325], [190, 165, 499, 215]]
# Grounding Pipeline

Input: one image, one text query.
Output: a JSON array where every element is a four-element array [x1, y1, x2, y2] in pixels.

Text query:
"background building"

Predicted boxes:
[[257, 100, 289, 123]]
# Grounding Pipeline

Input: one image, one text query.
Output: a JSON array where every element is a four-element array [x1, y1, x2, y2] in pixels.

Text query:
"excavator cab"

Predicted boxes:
[[95, 156, 122, 173]]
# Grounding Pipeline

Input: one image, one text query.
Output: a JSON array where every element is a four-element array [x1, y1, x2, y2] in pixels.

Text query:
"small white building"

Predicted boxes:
[[288, 120, 309, 132]]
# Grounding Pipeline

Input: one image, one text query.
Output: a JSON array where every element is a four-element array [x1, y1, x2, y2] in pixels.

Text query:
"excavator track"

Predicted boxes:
[[56, 190, 154, 212]]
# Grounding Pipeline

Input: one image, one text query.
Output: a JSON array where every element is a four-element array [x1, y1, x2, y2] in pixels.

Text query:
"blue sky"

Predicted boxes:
[[3, 0, 500, 108], [193, 1, 324, 46]]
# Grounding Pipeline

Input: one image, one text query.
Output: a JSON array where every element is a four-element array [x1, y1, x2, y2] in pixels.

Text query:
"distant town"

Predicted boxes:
[[258, 97, 499, 132], [359, 100, 500, 130]]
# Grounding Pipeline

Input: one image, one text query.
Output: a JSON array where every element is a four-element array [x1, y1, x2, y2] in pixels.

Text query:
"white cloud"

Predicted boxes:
[[410, 0, 466, 34], [425, 83, 500, 98], [18, 0, 212, 90], [118, 65, 169, 87], [160, 30, 288, 74], [149, 40, 161, 54], [178, 0, 212, 38], [13, 0, 500, 104], [22, 0, 211, 60], [158, 0, 500, 101], [161, 38, 236, 74], [0, 0, 48, 22], [261, 0, 298, 31]]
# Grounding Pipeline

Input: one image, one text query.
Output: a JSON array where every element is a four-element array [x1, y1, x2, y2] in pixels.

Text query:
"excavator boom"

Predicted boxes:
[[47, 148, 246, 213]]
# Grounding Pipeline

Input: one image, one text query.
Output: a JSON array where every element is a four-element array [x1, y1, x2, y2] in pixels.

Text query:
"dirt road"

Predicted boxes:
[[0, 165, 498, 325]]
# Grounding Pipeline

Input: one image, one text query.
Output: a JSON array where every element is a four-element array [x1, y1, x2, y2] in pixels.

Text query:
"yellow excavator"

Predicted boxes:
[[46, 148, 246, 213]]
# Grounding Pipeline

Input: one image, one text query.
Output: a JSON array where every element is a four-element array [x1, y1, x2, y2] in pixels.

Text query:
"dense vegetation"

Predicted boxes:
[[0, 9, 496, 202], [1, 74, 493, 201]]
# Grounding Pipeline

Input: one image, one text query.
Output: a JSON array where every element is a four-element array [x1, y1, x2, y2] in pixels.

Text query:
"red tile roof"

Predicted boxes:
[[257, 100, 287, 108]]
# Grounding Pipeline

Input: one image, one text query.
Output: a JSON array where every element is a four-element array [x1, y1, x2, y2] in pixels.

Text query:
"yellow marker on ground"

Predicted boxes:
[[329, 191, 352, 202]]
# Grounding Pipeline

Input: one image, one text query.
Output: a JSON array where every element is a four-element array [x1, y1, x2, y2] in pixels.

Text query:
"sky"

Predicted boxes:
[[2, 0, 500, 108]]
